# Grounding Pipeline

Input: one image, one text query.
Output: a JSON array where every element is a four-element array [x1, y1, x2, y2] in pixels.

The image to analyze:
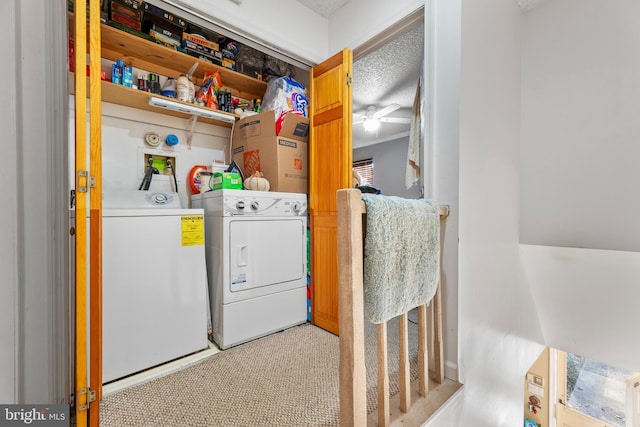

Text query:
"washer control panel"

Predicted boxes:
[[103, 190, 181, 209], [145, 192, 177, 207]]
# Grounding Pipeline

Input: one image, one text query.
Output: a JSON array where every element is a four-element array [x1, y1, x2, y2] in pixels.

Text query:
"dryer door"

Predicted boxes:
[[227, 218, 306, 300]]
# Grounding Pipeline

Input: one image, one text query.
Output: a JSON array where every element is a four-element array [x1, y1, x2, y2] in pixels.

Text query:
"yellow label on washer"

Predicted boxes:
[[181, 215, 204, 246]]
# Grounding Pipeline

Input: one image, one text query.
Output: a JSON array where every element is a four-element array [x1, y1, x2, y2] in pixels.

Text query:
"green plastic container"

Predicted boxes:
[[212, 172, 242, 190]]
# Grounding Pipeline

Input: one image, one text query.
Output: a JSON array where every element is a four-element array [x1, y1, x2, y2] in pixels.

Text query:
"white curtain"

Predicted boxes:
[[405, 75, 421, 189]]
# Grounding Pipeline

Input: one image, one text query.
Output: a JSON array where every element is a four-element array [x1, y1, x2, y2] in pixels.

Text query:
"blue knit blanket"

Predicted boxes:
[[361, 194, 440, 324]]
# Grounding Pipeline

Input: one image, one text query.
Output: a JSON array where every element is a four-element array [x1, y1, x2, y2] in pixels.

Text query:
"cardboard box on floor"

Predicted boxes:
[[232, 110, 309, 193]]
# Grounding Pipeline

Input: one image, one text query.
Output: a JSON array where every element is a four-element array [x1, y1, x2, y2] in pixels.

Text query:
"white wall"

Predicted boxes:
[[1, 0, 70, 403], [430, 0, 640, 425], [519, 0, 640, 252], [521, 245, 640, 373], [327, 0, 424, 53], [519, 0, 640, 374], [169, 0, 329, 65], [353, 138, 422, 199], [73, 101, 230, 209], [428, 0, 462, 383], [427, 0, 546, 425], [0, 0, 18, 404]]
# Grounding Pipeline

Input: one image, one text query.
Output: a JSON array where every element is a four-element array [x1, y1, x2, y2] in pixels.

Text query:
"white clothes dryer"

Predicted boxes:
[[192, 189, 307, 349]]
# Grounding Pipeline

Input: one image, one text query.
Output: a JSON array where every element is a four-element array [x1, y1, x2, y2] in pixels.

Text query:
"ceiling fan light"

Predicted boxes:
[[363, 117, 380, 132]]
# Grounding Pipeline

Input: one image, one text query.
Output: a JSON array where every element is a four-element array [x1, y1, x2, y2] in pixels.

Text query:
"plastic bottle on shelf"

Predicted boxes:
[[111, 59, 124, 85], [188, 77, 195, 103], [122, 64, 133, 88], [161, 77, 176, 98], [177, 74, 190, 102], [224, 89, 232, 112]]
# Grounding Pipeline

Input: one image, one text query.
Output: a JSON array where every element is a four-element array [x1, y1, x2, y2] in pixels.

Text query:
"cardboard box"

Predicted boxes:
[[143, 12, 184, 44], [232, 110, 309, 193], [182, 39, 222, 59], [149, 28, 181, 49], [142, 2, 187, 29], [184, 23, 225, 45], [212, 172, 242, 190], [182, 33, 220, 52], [109, 0, 142, 31], [183, 48, 222, 66], [221, 58, 236, 71]]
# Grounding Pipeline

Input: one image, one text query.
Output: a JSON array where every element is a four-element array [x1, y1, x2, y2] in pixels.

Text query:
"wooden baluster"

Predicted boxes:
[[377, 322, 390, 426], [418, 304, 429, 396], [399, 312, 410, 412]]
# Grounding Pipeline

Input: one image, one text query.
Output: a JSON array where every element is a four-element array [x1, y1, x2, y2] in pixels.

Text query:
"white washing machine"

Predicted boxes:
[[192, 189, 307, 349], [102, 190, 210, 383]]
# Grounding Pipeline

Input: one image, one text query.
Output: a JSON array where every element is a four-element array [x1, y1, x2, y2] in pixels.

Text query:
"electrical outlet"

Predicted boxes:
[[143, 153, 176, 176]]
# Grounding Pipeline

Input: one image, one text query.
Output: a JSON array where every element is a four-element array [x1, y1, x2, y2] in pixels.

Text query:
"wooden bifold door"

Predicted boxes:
[[309, 49, 353, 335]]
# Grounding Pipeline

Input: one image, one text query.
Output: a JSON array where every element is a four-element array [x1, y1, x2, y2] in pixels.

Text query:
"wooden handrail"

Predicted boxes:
[[337, 188, 449, 426]]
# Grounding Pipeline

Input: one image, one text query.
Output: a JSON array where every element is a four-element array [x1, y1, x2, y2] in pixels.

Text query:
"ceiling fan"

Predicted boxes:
[[353, 104, 412, 132]]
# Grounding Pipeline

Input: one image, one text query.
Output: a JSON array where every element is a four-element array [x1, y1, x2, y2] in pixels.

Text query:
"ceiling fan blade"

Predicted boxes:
[[379, 116, 412, 124], [373, 103, 400, 118], [353, 118, 364, 125]]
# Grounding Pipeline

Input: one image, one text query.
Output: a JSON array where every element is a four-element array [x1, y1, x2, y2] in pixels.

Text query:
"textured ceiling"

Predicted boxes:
[[296, 0, 349, 18], [352, 23, 423, 113], [351, 23, 423, 147]]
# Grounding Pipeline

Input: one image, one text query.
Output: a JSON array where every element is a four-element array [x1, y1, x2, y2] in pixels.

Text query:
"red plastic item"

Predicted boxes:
[[188, 165, 209, 194]]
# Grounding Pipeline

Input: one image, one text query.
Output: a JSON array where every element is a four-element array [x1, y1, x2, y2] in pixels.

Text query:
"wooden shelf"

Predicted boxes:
[[99, 23, 267, 101], [69, 72, 238, 128], [68, 13, 266, 126]]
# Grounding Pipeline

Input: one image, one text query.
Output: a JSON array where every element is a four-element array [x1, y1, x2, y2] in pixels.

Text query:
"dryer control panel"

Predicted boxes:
[[194, 189, 307, 217], [226, 196, 306, 216]]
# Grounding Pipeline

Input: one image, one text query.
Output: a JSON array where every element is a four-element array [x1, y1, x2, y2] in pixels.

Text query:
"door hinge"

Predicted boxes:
[[76, 387, 96, 411], [346, 73, 352, 86], [77, 170, 96, 193]]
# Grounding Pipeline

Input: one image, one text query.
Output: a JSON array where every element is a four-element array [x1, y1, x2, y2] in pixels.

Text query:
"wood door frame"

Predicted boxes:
[[73, 1, 103, 424]]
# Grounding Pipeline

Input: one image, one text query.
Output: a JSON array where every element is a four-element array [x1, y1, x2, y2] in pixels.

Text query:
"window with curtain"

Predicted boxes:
[[353, 158, 374, 186]]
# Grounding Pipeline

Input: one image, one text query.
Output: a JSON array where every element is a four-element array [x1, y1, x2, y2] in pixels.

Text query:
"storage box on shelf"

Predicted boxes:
[[108, 0, 143, 31], [232, 110, 309, 193]]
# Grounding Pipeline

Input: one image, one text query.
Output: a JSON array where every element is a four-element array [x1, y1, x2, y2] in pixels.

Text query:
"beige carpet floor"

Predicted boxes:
[[100, 313, 421, 427]]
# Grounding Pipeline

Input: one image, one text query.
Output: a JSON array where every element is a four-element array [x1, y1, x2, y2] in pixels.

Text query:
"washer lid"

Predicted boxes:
[[103, 190, 181, 209]]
